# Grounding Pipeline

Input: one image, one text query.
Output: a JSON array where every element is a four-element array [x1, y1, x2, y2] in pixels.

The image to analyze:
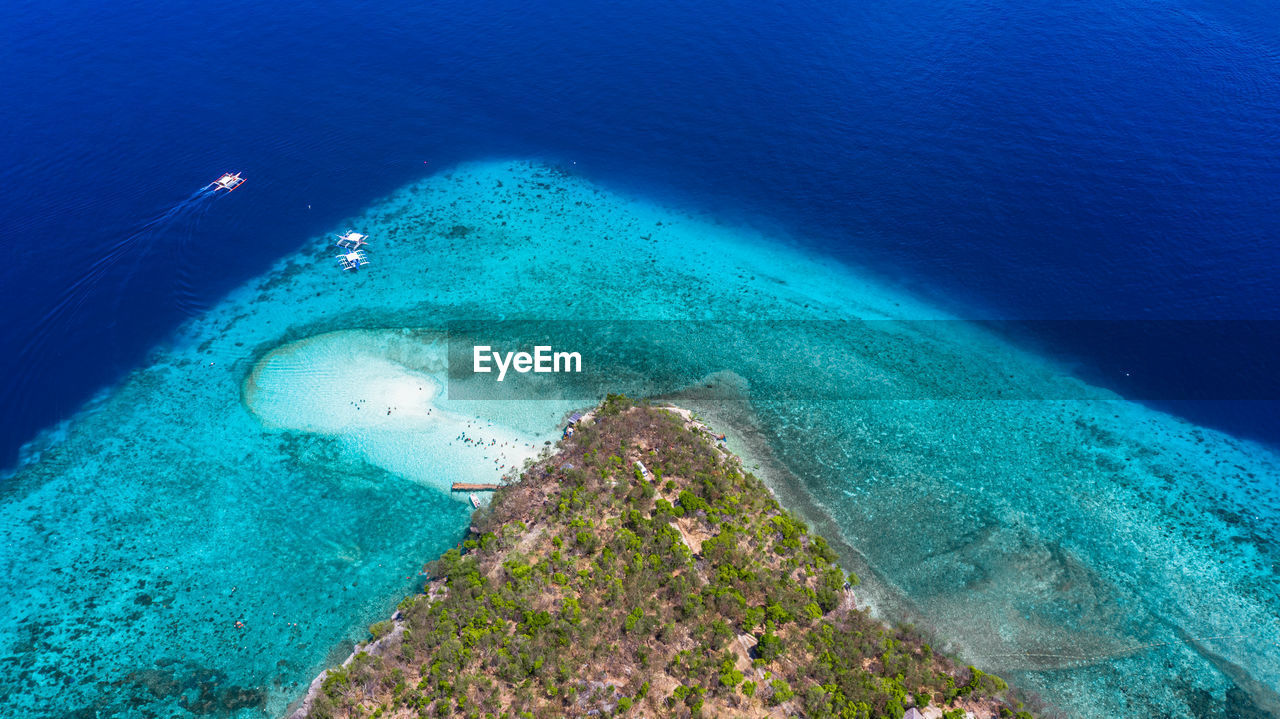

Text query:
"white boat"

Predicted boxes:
[[335, 230, 369, 250], [469, 494, 481, 509], [336, 250, 369, 271], [209, 172, 245, 192]]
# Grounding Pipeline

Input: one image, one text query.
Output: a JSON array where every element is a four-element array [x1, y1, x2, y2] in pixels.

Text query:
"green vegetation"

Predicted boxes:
[[301, 395, 1032, 718]]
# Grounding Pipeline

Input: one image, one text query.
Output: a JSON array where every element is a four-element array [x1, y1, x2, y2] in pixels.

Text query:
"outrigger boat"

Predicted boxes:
[[337, 250, 369, 271], [334, 230, 369, 250], [209, 172, 245, 192]]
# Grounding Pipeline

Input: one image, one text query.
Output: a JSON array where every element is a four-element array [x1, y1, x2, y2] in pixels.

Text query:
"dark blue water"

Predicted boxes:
[[4, 0, 1280, 466]]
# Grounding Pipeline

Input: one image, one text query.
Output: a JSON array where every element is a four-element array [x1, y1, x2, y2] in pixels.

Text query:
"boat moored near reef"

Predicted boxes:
[[334, 231, 371, 270], [334, 230, 369, 250], [335, 249, 369, 271]]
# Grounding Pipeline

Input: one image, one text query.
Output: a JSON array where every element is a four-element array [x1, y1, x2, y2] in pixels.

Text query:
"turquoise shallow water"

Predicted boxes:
[[3, 161, 1278, 717]]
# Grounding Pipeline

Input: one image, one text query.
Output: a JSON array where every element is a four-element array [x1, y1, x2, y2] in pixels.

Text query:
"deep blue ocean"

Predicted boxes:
[[3, 0, 1279, 462]]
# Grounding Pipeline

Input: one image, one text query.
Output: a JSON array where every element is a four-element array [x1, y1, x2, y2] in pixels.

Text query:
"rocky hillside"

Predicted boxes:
[[292, 395, 1036, 719]]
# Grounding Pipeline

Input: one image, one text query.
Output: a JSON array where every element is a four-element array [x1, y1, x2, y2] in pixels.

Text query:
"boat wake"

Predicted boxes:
[[5, 180, 234, 425]]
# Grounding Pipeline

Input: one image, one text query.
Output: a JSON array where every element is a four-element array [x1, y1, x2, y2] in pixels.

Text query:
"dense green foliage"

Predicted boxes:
[[302, 396, 1032, 719]]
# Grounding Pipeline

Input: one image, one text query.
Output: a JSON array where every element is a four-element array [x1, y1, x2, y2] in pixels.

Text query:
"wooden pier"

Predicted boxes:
[[452, 482, 501, 492]]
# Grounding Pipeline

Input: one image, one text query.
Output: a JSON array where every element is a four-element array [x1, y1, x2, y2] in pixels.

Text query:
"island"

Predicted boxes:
[[288, 395, 1036, 719]]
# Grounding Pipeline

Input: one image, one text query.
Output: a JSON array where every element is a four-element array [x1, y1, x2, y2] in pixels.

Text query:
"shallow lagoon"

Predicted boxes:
[[2, 161, 1277, 717]]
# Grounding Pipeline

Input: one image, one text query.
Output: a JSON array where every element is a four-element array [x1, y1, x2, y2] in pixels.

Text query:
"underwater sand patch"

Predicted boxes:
[[244, 329, 447, 433], [243, 329, 554, 492]]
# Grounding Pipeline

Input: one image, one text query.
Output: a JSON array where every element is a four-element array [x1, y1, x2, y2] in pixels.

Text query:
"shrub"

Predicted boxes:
[[677, 490, 709, 513], [560, 597, 581, 624], [959, 666, 1008, 698], [369, 620, 394, 640], [718, 657, 743, 688], [575, 530, 599, 553], [756, 631, 784, 662], [768, 679, 794, 705], [624, 607, 644, 633]]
